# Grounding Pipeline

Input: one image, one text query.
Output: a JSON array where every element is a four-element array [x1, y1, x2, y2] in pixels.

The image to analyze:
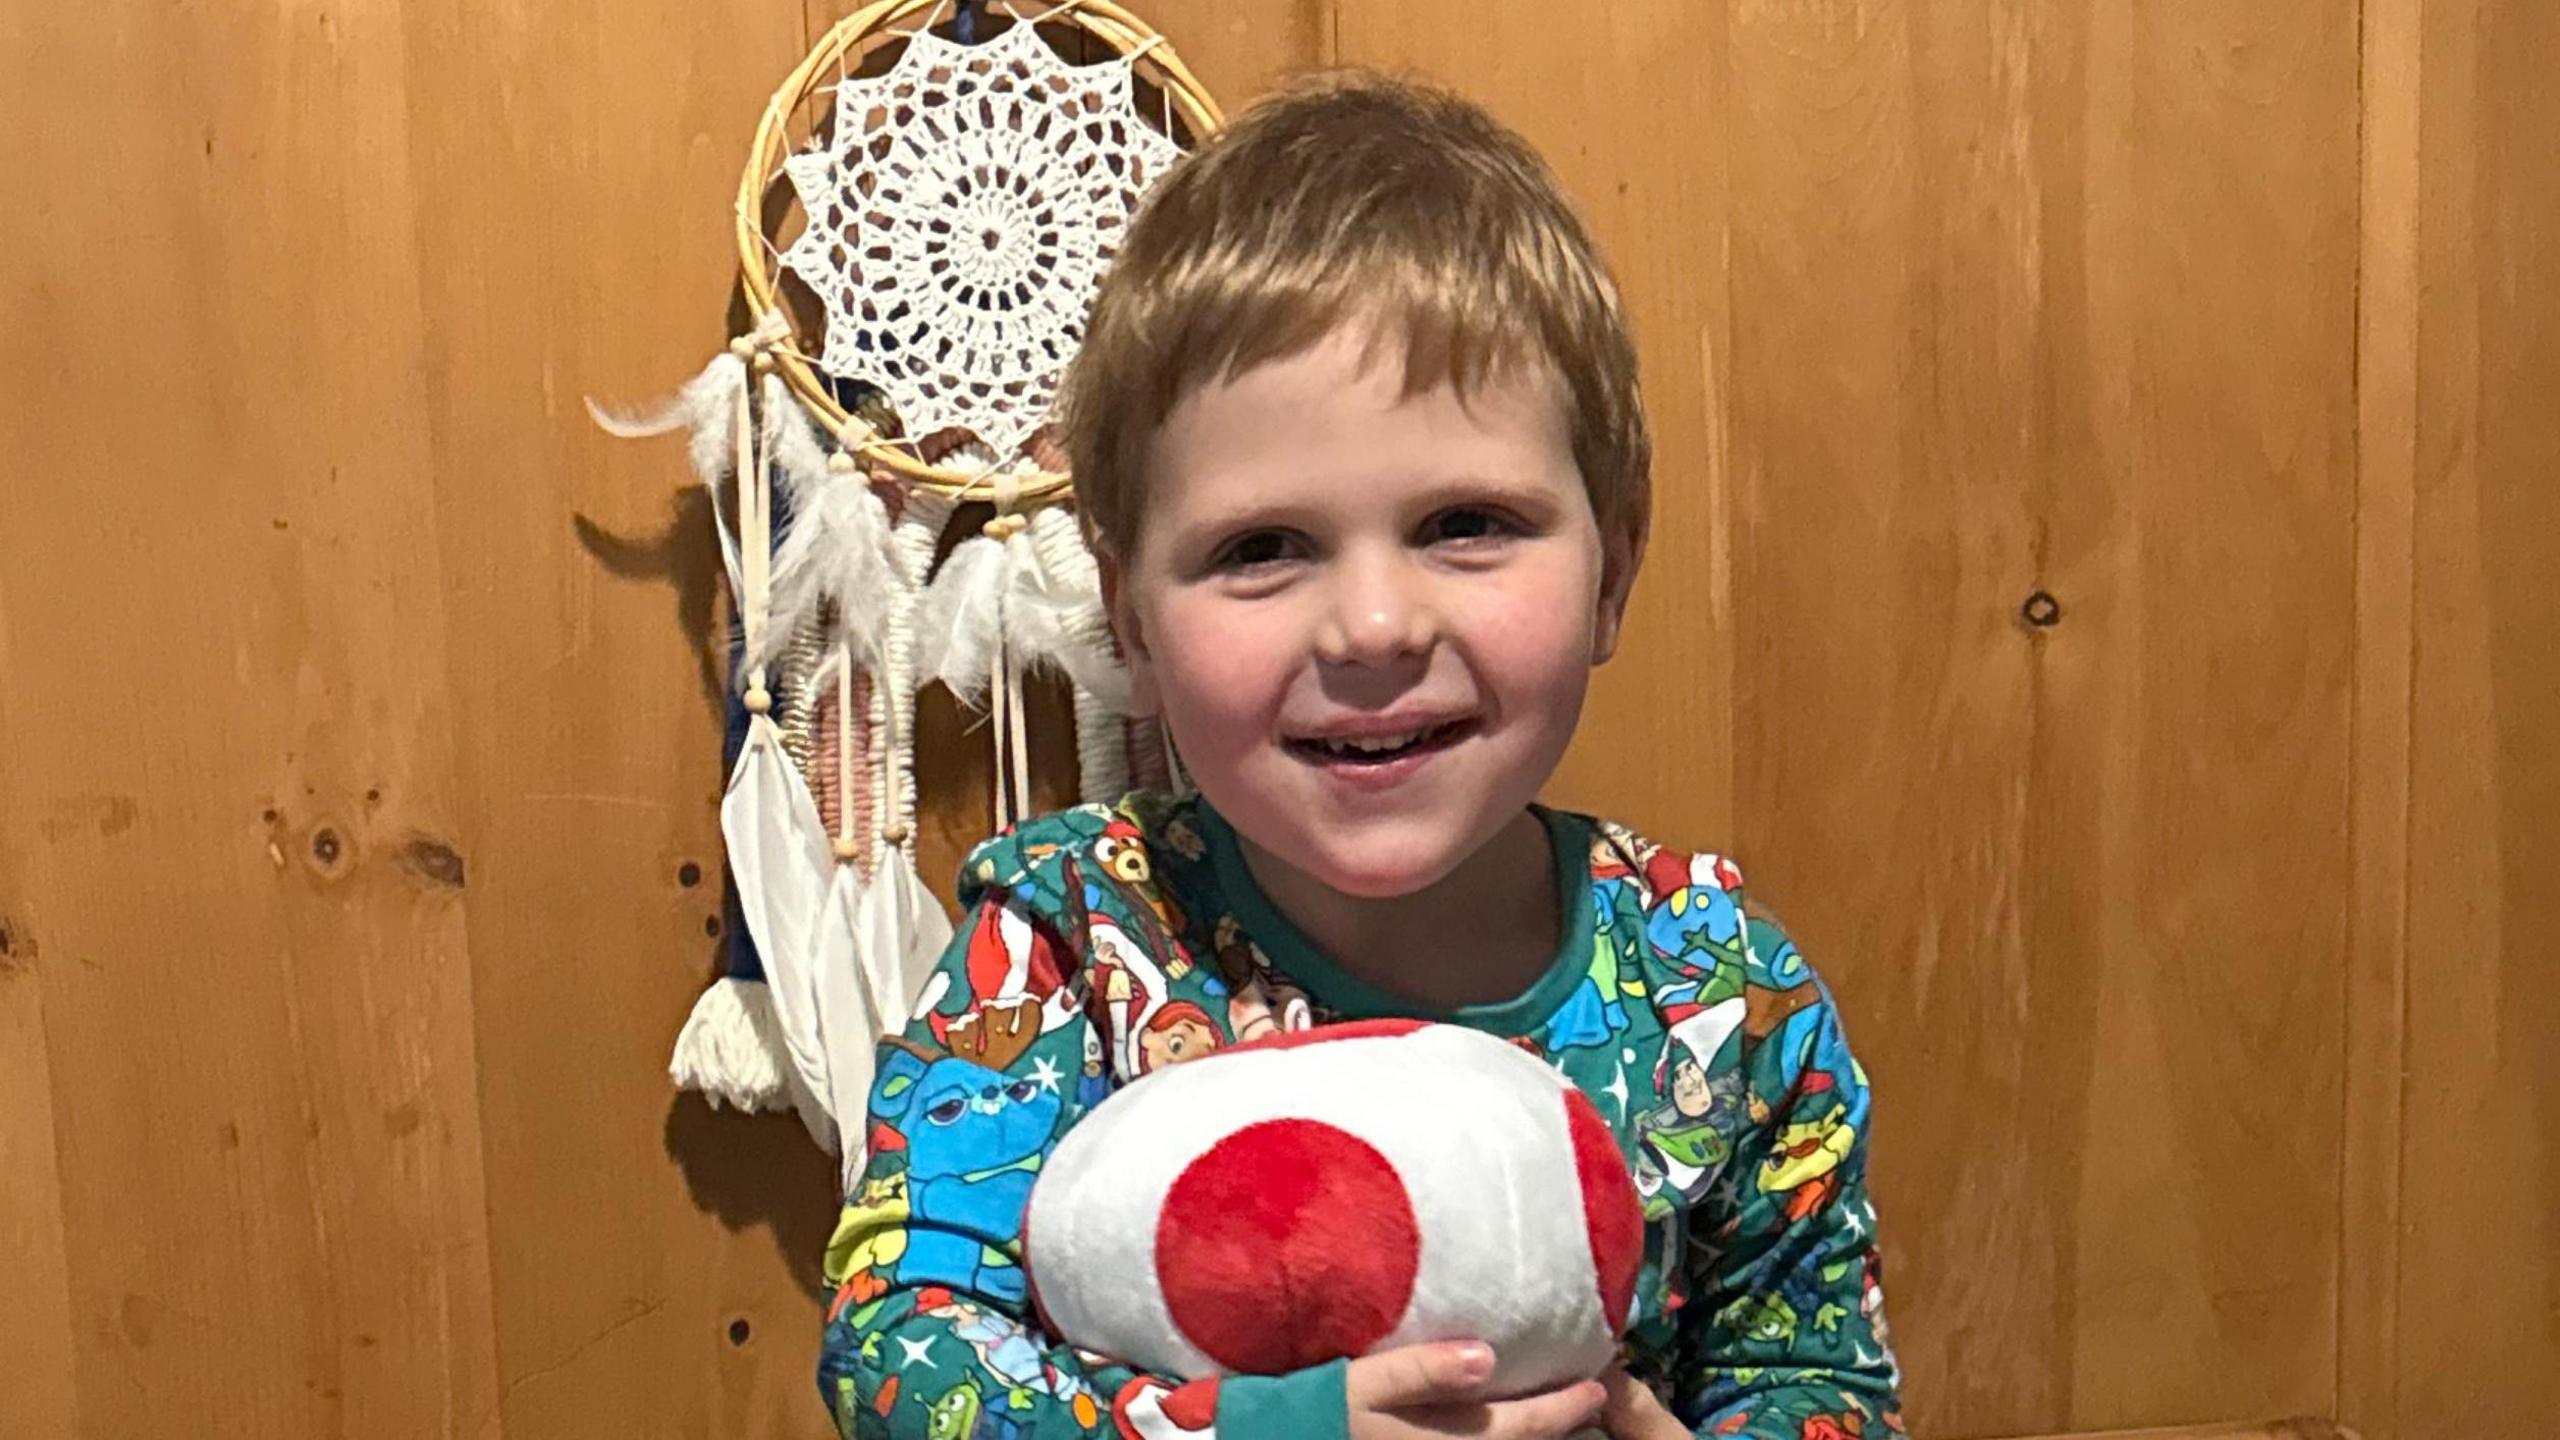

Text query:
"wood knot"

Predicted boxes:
[[398, 836, 467, 891], [0, 916, 33, 975], [2020, 590, 2063, 629]]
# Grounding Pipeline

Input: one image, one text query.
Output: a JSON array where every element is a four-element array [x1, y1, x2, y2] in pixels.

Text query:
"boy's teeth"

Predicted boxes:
[[1321, 727, 1430, 757]]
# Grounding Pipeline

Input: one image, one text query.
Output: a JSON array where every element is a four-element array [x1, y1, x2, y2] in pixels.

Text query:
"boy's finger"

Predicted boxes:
[[1346, 1341, 1497, 1410], [1483, 1378, 1608, 1440], [1597, 1368, 1647, 1429]]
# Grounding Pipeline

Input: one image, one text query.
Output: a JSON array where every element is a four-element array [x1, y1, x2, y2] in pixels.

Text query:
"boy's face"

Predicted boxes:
[[1104, 322, 1634, 901]]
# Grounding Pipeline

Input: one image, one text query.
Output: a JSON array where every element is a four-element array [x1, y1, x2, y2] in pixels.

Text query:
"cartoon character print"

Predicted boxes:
[[1076, 1025, 1110, 1109], [1646, 858, 1748, 971], [1083, 911, 1175, 1078], [1543, 902, 1636, 1052], [1137, 1000, 1223, 1074], [1745, 986, 1862, 1223], [832, 1371, 892, 1440], [940, 902, 1082, 1042], [943, 1302, 1104, 1427], [1757, 1070, 1856, 1221], [1070, 847, 1243, 1078], [1207, 914, 1315, 1044], [1707, 1395, 1890, 1440], [1637, 1034, 1747, 1201], [826, 1172, 913, 1308], [922, 1378, 1021, 1440], [866, 1039, 1063, 1303]]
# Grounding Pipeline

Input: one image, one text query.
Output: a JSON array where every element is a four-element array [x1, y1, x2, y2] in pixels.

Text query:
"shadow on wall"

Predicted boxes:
[[574, 485, 730, 733], [663, 1075, 839, 1306]]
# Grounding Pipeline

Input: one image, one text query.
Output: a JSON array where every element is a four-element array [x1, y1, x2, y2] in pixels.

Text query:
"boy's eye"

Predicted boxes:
[[1422, 506, 1515, 545], [1212, 530, 1304, 572]]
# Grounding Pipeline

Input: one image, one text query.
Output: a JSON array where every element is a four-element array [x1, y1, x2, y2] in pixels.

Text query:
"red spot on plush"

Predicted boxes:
[[1565, 1088, 1642, 1332], [1156, 1118, 1419, 1371], [1230, 1017, 1430, 1056], [1160, 1378, 1222, 1430]]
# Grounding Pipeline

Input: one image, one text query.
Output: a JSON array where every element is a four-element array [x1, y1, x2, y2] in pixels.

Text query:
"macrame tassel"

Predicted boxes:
[[666, 976, 794, 1112]]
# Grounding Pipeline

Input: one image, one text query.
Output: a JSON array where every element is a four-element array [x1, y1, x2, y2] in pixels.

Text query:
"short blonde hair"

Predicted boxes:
[[1059, 68, 1650, 559]]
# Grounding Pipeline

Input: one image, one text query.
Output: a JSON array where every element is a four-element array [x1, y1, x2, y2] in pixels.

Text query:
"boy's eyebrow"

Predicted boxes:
[[1167, 473, 1570, 537]]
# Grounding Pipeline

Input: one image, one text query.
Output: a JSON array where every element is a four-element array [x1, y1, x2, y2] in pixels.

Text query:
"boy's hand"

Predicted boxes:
[[1346, 1342, 1608, 1440], [1596, 1368, 1689, 1440]]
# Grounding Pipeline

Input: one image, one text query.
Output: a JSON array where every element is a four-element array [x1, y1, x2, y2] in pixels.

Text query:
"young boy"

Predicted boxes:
[[819, 70, 1903, 1440]]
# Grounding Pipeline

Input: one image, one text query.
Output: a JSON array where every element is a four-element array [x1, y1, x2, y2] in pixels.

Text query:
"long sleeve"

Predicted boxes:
[[817, 871, 1351, 1440], [1671, 915, 1905, 1440]]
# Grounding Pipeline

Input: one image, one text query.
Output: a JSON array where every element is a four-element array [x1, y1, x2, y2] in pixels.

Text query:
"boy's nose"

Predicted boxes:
[[1313, 562, 1439, 667]]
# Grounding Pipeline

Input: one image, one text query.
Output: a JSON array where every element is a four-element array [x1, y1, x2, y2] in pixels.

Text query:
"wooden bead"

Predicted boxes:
[[882, 824, 910, 847], [744, 686, 773, 715], [727, 335, 756, 360], [984, 512, 1028, 541], [750, 351, 776, 375], [831, 835, 861, 863], [828, 450, 856, 474]]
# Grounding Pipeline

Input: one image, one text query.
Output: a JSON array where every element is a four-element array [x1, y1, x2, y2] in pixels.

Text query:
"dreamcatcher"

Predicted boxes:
[[592, 0, 1219, 1181]]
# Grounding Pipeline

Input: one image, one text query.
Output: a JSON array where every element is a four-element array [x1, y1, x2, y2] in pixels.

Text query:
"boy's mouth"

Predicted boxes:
[[1283, 719, 1475, 767]]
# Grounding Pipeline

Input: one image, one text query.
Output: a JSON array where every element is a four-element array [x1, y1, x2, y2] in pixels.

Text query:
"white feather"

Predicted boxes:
[[1009, 507, 1133, 712], [584, 352, 750, 492], [915, 533, 1010, 705], [719, 715, 845, 1156], [760, 378, 897, 676]]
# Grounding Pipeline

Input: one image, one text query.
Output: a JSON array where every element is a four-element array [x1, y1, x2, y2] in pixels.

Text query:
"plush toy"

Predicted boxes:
[[1024, 1018, 1645, 1399]]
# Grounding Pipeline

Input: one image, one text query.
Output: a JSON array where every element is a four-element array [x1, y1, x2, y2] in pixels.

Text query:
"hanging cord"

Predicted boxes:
[[983, 470, 1035, 830], [735, 338, 775, 716]]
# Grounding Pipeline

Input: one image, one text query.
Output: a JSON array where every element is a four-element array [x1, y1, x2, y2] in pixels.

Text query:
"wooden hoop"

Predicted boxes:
[[734, 0, 1221, 506]]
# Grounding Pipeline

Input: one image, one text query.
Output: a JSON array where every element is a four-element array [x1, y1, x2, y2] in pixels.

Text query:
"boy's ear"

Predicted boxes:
[[1096, 547, 1162, 717], [1591, 517, 1647, 665]]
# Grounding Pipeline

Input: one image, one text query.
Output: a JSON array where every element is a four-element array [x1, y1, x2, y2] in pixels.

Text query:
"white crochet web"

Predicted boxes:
[[778, 20, 1186, 464]]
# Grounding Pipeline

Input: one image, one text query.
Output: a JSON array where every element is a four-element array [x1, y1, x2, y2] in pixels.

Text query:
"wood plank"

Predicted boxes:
[[0, 0, 506, 1434], [2339, 0, 2421, 1432], [1988, 1421, 2356, 1440], [1583, 0, 2358, 1434], [1705, 4, 2050, 1430], [0, 844, 81, 1436], [2031, 0, 2357, 1428], [2394, 0, 2560, 1434], [392, 0, 830, 1434], [1331, 0, 1738, 846]]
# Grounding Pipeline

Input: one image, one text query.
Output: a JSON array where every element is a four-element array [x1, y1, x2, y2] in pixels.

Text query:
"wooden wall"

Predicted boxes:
[[0, 2, 2549, 1438]]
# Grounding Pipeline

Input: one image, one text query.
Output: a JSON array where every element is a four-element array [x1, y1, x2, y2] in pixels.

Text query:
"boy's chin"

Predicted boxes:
[[1282, 816, 1477, 901]]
